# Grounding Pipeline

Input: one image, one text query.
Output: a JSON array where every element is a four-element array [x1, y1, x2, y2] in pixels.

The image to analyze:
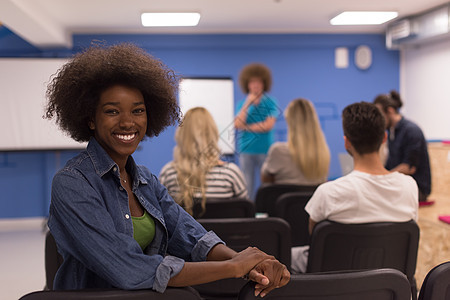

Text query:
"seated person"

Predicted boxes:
[[159, 107, 248, 217], [291, 101, 418, 273], [46, 43, 289, 296], [261, 98, 330, 185], [373, 90, 432, 203]]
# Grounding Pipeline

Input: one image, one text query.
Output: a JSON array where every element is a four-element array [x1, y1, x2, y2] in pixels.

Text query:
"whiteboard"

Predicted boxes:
[[0, 58, 86, 151], [178, 78, 235, 155]]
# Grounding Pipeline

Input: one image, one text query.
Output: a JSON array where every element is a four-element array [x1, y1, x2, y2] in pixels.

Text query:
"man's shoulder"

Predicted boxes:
[[315, 171, 384, 194], [389, 171, 418, 185], [401, 118, 425, 136], [314, 174, 355, 195]]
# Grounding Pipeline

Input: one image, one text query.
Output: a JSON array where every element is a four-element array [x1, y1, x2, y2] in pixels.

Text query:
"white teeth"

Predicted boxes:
[[116, 133, 135, 141]]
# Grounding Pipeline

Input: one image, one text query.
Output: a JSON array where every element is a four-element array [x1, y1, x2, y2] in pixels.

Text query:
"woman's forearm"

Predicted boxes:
[[167, 260, 235, 287], [168, 245, 271, 287], [207, 243, 237, 261]]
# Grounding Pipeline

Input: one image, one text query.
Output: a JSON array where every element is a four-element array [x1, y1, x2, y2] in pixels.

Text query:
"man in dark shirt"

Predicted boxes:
[[374, 91, 432, 203]]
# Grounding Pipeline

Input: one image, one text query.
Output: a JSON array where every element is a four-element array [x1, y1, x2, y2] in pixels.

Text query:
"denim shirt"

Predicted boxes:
[[48, 138, 223, 292]]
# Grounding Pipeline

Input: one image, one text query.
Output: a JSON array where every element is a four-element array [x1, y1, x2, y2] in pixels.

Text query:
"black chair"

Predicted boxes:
[[45, 231, 63, 290], [195, 217, 291, 299], [238, 268, 411, 300], [20, 287, 202, 300], [307, 220, 420, 299], [418, 261, 450, 300], [42, 232, 203, 299], [275, 191, 314, 246], [193, 197, 255, 219], [254, 184, 317, 216]]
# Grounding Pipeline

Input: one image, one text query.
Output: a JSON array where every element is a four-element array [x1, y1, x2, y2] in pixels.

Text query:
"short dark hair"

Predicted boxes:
[[342, 102, 386, 154], [238, 63, 272, 94], [45, 43, 180, 142], [373, 90, 403, 113]]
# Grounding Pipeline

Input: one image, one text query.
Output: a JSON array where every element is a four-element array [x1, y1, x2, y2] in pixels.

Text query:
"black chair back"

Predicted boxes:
[[45, 231, 63, 290], [238, 269, 411, 300], [307, 220, 420, 299], [195, 217, 291, 299], [193, 197, 255, 219], [41, 231, 203, 299], [255, 184, 317, 216], [418, 261, 450, 300], [20, 287, 202, 300], [275, 191, 314, 246]]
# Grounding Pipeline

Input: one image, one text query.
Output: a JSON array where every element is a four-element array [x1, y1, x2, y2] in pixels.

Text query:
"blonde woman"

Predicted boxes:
[[159, 107, 248, 217], [261, 98, 330, 185]]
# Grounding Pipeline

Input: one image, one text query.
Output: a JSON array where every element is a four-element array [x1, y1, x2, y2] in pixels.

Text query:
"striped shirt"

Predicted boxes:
[[159, 162, 248, 200]]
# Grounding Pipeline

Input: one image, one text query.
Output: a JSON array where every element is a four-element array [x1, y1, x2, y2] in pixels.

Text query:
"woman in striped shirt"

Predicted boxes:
[[159, 107, 248, 217]]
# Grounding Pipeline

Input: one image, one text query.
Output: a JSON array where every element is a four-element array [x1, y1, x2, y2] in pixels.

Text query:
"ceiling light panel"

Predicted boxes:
[[141, 12, 201, 27], [330, 11, 398, 25]]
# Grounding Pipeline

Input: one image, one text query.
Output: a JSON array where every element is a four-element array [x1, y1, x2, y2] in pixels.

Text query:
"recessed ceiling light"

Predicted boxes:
[[141, 12, 201, 27], [330, 11, 398, 25]]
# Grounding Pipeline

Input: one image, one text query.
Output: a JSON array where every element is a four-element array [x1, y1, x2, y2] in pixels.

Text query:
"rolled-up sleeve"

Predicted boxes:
[[153, 231, 222, 292], [191, 230, 223, 261], [153, 255, 185, 293]]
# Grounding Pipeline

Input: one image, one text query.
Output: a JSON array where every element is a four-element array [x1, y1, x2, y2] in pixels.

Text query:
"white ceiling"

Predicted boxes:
[[0, 0, 448, 48]]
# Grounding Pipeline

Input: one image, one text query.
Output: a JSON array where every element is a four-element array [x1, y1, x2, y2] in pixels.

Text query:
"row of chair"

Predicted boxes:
[[42, 217, 420, 300], [21, 262, 450, 300], [35, 183, 424, 300], [197, 218, 420, 300], [254, 183, 318, 216], [240, 262, 450, 300], [197, 184, 317, 247], [240, 261, 450, 300]]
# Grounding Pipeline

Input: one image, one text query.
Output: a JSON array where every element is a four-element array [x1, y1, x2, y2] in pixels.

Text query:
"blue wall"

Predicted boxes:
[[0, 28, 399, 218]]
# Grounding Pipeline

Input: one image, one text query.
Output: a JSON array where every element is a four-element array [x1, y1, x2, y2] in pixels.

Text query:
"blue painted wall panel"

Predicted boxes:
[[0, 31, 399, 218]]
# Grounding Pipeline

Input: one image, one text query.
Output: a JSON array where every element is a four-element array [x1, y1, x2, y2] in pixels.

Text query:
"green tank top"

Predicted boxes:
[[131, 210, 155, 251]]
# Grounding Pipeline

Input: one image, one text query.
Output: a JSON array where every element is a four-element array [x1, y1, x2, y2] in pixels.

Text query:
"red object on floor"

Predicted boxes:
[[438, 215, 450, 224], [419, 200, 435, 207]]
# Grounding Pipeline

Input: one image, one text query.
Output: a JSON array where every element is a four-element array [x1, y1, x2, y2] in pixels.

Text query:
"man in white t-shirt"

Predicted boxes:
[[291, 102, 418, 273]]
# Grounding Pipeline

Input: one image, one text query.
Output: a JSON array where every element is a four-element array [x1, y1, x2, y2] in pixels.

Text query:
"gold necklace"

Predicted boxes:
[[120, 173, 128, 184]]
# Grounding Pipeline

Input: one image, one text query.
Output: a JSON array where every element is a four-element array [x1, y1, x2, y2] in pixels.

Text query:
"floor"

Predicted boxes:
[[416, 192, 450, 288], [415, 142, 450, 287]]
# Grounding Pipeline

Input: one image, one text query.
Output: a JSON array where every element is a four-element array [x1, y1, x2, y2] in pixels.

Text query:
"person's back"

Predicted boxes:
[[291, 102, 418, 274], [307, 170, 417, 224], [385, 117, 431, 198], [261, 142, 325, 185], [261, 98, 330, 185], [159, 161, 247, 201], [374, 90, 431, 202], [159, 107, 248, 216]]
